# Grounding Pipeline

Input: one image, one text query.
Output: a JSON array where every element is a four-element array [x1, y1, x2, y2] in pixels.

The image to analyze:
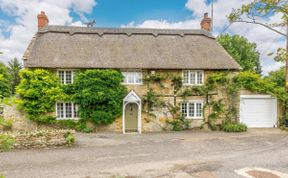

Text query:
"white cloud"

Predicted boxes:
[[0, 0, 97, 63], [121, 0, 285, 74]]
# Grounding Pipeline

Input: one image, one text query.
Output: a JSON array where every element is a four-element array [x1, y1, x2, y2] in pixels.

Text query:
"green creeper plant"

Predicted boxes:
[[72, 69, 127, 126], [16, 69, 64, 123]]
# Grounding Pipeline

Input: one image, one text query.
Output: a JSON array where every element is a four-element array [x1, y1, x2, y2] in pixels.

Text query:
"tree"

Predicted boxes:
[[217, 34, 262, 74], [8, 58, 23, 94], [265, 67, 285, 87], [0, 62, 11, 98], [228, 0, 288, 88], [72, 70, 127, 126]]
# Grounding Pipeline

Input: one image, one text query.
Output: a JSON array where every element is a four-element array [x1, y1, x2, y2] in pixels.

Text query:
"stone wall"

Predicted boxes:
[[4, 129, 74, 149]]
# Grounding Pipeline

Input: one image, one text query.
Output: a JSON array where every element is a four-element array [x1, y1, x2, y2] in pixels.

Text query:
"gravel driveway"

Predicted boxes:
[[0, 129, 288, 178]]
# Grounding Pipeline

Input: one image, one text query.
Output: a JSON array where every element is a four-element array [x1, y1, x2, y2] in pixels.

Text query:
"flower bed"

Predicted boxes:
[[0, 129, 75, 151]]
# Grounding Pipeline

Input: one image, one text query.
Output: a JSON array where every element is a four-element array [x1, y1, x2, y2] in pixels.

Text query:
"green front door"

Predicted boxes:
[[125, 103, 138, 132]]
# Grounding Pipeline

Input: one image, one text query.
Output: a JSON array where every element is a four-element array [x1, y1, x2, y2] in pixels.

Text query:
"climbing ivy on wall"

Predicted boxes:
[[17, 69, 127, 128], [71, 69, 127, 126], [17, 69, 64, 123]]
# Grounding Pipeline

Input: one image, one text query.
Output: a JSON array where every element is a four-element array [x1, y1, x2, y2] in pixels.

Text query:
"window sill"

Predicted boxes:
[[185, 117, 204, 120], [122, 83, 143, 86], [182, 84, 204, 86], [56, 118, 79, 120]]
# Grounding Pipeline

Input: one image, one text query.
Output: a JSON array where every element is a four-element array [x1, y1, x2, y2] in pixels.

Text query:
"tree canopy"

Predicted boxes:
[[265, 67, 285, 87], [0, 62, 11, 98], [228, 0, 287, 64], [8, 58, 23, 94], [217, 34, 262, 74]]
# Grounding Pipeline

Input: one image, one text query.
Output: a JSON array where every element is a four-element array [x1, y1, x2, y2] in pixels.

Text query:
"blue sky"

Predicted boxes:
[[0, 0, 285, 74]]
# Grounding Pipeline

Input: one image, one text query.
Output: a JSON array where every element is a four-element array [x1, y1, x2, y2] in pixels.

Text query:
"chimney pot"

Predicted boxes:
[[200, 12, 211, 31], [37, 11, 49, 30]]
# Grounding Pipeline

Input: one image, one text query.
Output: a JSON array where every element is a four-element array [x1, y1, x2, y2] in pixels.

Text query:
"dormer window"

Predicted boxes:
[[183, 70, 204, 85], [122, 70, 142, 85], [57, 70, 74, 84]]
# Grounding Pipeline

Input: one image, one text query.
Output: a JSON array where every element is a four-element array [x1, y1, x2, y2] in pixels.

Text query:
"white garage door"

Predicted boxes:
[[240, 95, 277, 128]]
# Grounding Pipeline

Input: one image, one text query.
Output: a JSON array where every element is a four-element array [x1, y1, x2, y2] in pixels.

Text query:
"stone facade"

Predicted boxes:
[[2, 69, 239, 133]]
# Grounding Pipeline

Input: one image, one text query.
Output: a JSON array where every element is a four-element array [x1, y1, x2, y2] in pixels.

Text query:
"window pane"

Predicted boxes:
[[65, 71, 72, 84], [122, 71, 142, 84], [128, 73, 134, 83], [135, 72, 142, 84], [57, 103, 63, 118], [190, 72, 196, 84], [73, 104, 79, 118], [181, 103, 187, 117], [197, 72, 203, 84], [58, 71, 65, 84], [196, 103, 202, 117], [183, 71, 189, 84], [188, 103, 195, 117], [65, 103, 72, 118]]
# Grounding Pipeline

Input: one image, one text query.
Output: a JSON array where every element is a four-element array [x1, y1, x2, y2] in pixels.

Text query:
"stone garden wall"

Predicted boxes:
[[1, 129, 74, 149]]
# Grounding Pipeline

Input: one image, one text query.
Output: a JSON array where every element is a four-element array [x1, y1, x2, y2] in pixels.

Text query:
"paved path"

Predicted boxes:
[[0, 129, 288, 178]]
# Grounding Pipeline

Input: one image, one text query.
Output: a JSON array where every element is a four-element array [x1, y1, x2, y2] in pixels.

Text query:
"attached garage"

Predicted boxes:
[[240, 95, 277, 128]]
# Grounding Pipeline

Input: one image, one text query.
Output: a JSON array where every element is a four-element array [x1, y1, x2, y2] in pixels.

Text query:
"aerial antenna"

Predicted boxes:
[[84, 20, 96, 27], [211, 0, 214, 32]]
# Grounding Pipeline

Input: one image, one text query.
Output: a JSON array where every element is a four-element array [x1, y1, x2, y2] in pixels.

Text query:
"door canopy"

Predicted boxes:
[[123, 90, 141, 106]]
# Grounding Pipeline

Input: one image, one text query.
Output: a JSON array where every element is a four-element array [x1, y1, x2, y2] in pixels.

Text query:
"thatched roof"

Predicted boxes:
[[23, 25, 240, 70]]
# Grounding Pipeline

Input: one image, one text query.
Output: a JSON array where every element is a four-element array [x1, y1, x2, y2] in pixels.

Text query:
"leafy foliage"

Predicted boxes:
[[217, 34, 261, 74], [228, 0, 287, 82], [72, 69, 127, 126], [166, 103, 190, 131], [0, 62, 11, 98], [17, 69, 64, 123], [0, 134, 15, 151], [64, 131, 75, 145], [7, 58, 23, 94], [142, 88, 159, 112], [265, 67, 285, 87], [0, 117, 13, 131], [223, 123, 247, 132]]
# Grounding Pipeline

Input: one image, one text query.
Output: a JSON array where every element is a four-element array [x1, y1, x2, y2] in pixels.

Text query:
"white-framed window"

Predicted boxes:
[[181, 101, 203, 119], [182, 70, 204, 85], [122, 71, 142, 84], [56, 102, 79, 119], [57, 70, 74, 84]]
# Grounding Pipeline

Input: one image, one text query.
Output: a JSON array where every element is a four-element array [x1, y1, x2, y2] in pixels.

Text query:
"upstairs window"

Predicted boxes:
[[181, 101, 203, 119], [58, 70, 74, 84], [56, 102, 78, 119], [183, 70, 204, 85], [122, 71, 142, 84]]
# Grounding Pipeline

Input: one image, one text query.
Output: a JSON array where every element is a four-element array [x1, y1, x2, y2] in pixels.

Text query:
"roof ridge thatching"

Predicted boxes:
[[38, 25, 215, 38]]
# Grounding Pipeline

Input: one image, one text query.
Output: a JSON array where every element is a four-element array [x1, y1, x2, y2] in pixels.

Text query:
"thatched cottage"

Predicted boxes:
[[22, 12, 279, 133]]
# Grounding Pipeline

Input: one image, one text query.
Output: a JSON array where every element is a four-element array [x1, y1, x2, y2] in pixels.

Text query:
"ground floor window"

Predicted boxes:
[[56, 102, 78, 119], [181, 101, 203, 119]]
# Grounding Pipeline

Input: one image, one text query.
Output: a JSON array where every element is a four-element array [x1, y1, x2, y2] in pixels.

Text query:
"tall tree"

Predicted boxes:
[[0, 62, 11, 98], [228, 0, 288, 89], [8, 58, 23, 94], [217, 34, 262, 74]]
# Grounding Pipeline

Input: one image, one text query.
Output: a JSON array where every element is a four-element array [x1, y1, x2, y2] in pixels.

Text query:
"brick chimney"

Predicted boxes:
[[200, 12, 211, 31], [37, 11, 49, 30]]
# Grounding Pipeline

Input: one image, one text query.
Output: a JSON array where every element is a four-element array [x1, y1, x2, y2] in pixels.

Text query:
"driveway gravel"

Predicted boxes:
[[0, 129, 287, 178]]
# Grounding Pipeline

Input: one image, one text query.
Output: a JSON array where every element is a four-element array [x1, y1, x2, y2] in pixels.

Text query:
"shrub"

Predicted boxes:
[[0, 117, 13, 131], [167, 115, 190, 131], [72, 70, 127, 126], [223, 123, 247, 132], [0, 134, 15, 151], [64, 132, 75, 145], [17, 69, 64, 123]]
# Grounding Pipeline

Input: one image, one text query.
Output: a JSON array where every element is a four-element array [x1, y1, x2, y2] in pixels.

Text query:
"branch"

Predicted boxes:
[[233, 20, 287, 37]]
